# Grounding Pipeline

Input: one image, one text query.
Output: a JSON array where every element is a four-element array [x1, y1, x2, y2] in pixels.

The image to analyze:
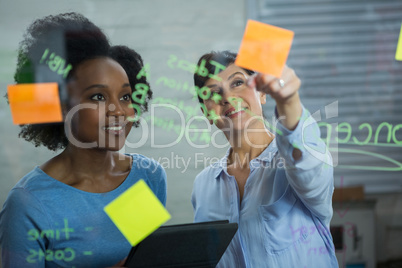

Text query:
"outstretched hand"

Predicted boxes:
[[247, 65, 302, 131]]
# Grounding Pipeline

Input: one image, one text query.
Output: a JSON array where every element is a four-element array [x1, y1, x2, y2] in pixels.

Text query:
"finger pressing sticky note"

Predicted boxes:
[[7, 83, 63, 125], [396, 24, 402, 61], [235, 20, 294, 78], [104, 179, 171, 246]]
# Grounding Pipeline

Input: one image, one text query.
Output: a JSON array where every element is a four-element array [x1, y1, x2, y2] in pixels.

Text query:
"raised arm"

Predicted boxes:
[[249, 67, 334, 225]]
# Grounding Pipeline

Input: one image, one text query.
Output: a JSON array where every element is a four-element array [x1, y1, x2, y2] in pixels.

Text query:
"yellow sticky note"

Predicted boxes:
[[104, 179, 171, 246], [396, 24, 402, 61]]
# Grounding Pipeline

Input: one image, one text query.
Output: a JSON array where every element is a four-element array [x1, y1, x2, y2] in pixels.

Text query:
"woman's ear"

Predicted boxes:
[[200, 107, 213, 125], [62, 83, 73, 120], [259, 91, 267, 105], [61, 103, 68, 119]]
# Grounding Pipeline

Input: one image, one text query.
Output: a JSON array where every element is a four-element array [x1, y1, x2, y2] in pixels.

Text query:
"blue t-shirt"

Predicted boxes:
[[0, 154, 167, 268], [192, 108, 338, 268]]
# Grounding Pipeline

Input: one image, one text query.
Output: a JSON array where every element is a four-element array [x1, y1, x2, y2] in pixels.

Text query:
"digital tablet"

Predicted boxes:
[[124, 220, 238, 268]]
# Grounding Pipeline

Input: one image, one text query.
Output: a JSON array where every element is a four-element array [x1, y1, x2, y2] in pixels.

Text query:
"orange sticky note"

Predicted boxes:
[[7, 83, 63, 125], [235, 20, 294, 77], [396, 24, 402, 61]]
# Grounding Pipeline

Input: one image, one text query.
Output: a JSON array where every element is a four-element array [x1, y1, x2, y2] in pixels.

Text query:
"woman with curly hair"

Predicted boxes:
[[0, 13, 166, 267]]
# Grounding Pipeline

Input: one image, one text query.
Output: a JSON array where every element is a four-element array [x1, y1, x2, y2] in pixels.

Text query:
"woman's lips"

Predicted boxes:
[[103, 124, 125, 135], [225, 107, 247, 118]]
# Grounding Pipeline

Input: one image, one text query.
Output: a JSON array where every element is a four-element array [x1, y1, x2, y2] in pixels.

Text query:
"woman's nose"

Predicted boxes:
[[106, 102, 124, 117], [221, 91, 240, 106]]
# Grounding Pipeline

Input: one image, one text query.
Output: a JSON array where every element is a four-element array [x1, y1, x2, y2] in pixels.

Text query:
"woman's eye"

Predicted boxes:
[[232, 80, 244, 87], [209, 91, 218, 98], [209, 92, 222, 103], [121, 94, 131, 101], [90, 94, 105, 101]]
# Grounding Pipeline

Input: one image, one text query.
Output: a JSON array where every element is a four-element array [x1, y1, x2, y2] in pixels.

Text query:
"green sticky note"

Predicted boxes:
[[396, 24, 402, 61], [104, 179, 171, 246]]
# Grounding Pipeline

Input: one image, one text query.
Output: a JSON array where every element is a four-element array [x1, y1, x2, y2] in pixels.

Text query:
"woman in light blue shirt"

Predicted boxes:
[[191, 51, 338, 267]]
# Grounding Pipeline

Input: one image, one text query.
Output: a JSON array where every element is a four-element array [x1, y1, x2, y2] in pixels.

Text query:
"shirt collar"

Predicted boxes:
[[211, 138, 279, 179]]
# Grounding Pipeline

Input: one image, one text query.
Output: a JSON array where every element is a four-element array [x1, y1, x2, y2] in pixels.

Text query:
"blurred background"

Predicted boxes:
[[0, 0, 401, 267]]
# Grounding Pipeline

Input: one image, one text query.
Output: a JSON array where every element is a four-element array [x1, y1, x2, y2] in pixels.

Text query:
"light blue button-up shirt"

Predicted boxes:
[[191, 108, 339, 268]]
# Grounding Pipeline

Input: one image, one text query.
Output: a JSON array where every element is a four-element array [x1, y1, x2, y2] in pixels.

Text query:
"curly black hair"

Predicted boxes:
[[108, 45, 152, 116], [193, 50, 254, 104], [12, 12, 152, 151]]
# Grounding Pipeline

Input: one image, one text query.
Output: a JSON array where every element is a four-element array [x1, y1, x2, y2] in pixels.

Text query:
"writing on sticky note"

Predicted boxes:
[[104, 179, 171, 246], [235, 20, 294, 78], [395, 24, 402, 61], [7, 83, 63, 125]]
